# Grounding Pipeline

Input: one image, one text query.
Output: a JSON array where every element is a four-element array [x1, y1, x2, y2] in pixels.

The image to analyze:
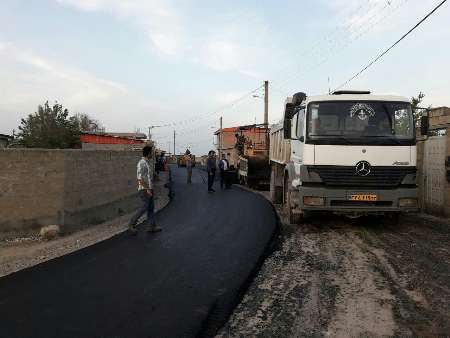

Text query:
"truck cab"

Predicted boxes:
[[270, 90, 419, 223]]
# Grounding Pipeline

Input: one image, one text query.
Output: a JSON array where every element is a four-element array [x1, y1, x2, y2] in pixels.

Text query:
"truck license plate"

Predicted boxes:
[[350, 194, 377, 201]]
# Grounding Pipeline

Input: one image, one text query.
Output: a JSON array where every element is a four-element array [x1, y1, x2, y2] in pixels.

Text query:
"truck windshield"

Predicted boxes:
[[306, 101, 414, 145]]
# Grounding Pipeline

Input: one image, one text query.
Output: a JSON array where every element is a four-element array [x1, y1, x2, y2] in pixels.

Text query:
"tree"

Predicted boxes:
[[17, 101, 81, 148], [234, 133, 248, 156], [411, 92, 425, 124], [71, 113, 104, 132]]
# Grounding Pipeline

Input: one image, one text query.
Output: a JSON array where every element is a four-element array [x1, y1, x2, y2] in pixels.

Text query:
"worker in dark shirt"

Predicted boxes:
[[206, 150, 217, 192]]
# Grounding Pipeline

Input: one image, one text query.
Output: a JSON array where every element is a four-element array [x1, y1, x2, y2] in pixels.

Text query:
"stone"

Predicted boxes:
[[40, 225, 60, 241]]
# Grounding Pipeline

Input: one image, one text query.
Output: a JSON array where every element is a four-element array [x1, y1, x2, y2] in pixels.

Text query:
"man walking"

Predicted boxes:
[[185, 149, 193, 184], [207, 150, 216, 192], [129, 145, 161, 234], [218, 154, 229, 189]]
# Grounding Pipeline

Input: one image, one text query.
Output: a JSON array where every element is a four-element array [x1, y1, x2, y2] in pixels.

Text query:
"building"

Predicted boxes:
[[80, 131, 148, 150], [0, 134, 13, 148], [214, 125, 269, 166]]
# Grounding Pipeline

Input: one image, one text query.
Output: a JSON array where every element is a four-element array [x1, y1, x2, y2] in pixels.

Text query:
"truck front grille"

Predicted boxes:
[[308, 166, 415, 187]]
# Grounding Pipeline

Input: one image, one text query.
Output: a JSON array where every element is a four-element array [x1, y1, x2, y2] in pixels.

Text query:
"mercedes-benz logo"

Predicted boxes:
[[355, 160, 371, 176]]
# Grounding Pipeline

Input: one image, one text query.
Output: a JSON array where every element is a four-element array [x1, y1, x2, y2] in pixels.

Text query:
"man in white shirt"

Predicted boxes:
[[218, 154, 229, 190], [129, 145, 161, 234]]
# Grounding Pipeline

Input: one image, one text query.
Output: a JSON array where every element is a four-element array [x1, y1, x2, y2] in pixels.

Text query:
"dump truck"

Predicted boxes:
[[270, 90, 419, 223], [238, 153, 270, 188], [236, 125, 270, 189]]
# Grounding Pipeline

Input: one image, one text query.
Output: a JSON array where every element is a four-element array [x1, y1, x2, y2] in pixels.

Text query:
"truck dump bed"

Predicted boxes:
[[269, 123, 290, 165]]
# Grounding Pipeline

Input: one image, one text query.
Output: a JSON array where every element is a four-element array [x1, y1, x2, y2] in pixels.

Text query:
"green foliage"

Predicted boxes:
[[17, 101, 81, 148], [411, 92, 425, 123], [234, 134, 246, 156], [72, 113, 104, 132]]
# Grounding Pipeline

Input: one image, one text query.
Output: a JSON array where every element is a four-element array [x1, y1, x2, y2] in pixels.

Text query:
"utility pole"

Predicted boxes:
[[219, 116, 223, 159], [264, 80, 269, 154], [173, 130, 176, 156], [264, 80, 269, 126]]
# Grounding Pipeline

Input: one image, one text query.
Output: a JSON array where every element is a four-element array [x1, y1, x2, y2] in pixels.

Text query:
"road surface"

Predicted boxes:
[[0, 166, 278, 338]]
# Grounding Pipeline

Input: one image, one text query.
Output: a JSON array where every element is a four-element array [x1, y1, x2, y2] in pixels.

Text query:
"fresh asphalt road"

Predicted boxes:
[[0, 166, 278, 338]]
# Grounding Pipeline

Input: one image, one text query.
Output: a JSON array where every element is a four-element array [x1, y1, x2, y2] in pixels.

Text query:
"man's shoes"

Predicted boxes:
[[147, 224, 162, 233], [128, 225, 138, 235], [208, 189, 215, 193]]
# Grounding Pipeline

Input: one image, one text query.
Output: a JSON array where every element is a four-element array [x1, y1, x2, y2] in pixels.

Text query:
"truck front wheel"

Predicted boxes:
[[283, 175, 303, 224]]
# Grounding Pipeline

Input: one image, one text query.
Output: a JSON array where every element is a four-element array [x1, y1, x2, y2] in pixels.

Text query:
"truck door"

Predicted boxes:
[[291, 107, 305, 164]]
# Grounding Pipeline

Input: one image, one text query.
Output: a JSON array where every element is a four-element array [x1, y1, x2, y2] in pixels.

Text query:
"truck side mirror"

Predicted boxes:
[[420, 115, 429, 136], [284, 119, 291, 139]]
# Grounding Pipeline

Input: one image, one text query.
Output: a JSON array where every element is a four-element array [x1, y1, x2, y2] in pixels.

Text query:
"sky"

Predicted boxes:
[[0, 0, 449, 154]]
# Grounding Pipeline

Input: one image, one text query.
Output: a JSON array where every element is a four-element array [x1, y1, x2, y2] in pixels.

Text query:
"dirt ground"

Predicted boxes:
[[0, 172, 170, 278], [217, 209, 450, 337]]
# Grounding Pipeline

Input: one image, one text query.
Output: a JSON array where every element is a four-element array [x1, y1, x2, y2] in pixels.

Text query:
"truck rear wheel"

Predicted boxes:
[[270, 166, 283, 204]]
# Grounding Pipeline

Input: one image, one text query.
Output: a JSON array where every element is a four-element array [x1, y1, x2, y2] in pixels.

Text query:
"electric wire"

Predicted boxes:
[[273, 0, 408, 95], [334, 0, 448, 91]]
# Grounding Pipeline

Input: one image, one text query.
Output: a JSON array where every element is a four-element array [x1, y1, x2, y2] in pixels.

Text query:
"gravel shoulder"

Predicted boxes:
[[217, 193, 450, 337], [0, 171, 170, 278]]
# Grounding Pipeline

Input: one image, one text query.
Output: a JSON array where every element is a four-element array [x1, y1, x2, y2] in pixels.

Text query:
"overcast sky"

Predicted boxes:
[[1, 0, 449, 154]]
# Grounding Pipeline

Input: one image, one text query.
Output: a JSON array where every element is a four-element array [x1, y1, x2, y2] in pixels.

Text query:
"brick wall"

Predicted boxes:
[[0, 149, 152, 237]]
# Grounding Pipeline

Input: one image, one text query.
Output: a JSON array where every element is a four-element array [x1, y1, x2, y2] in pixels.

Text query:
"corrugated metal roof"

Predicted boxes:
[[81, 131, 147, 139]]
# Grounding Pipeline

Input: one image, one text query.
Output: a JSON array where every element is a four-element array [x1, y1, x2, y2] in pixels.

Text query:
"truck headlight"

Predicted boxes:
[[399, 198, 418, 208], [303, 196, 325, 206]]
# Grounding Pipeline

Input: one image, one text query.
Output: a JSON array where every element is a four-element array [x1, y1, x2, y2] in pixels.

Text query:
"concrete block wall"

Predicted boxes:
[[0, 149, 149, 238], [62, 150, 142, 232], [445, 128, 450, 217], [0, 150, 65, 237]]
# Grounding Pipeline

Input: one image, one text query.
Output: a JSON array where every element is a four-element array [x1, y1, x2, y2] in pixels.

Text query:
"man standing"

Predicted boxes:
[[155, 153, 160, 176], [159, 151, 166, 171], [129, 145, 161, 234], [218, 154, 229, 189], [185, 149, 193, 184], [207, 150, 216, 192]]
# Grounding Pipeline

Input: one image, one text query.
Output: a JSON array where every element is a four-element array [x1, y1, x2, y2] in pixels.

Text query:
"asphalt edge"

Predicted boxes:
[[197, 185, 283, 338]]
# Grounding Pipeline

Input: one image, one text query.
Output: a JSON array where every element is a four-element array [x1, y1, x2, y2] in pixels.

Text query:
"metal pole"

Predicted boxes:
[[264, 80, 269, 153], [173, 130, 176, 156], [219, 116, 223, 159], [264, 80, 269, 126]]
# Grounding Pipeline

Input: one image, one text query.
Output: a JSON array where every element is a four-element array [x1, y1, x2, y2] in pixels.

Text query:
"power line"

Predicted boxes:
[[334, 0, 448, 91], [273, 0, 407, 95], [153, 84, 264, 129], [270, 0, 378, 86]]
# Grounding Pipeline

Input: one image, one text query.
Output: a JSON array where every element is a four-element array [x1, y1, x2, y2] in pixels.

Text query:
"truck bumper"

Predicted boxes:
[[292, 186, 419, 214]]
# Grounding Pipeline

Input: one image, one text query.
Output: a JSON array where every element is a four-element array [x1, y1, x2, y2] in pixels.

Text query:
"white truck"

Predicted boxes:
[[270, 90, 419, 223]]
